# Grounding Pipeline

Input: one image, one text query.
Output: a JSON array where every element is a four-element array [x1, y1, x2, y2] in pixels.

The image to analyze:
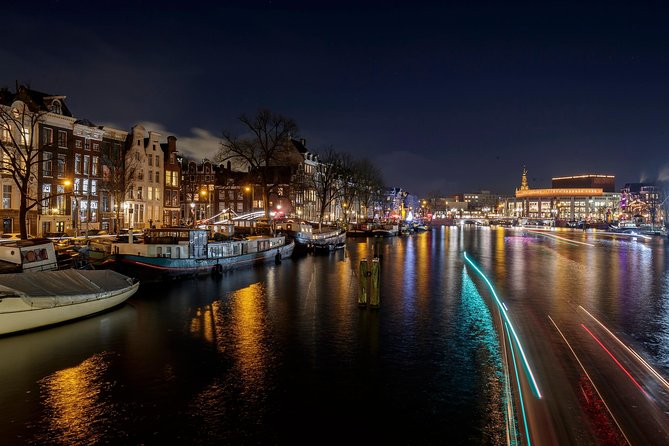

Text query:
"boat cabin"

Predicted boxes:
[[112, 228, 286, 260], [0, 239, 59, 273]]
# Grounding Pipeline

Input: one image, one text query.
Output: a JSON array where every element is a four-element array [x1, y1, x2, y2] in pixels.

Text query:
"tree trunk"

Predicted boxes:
[[19, 199, 28, 239], [262, 188, 270, 219]]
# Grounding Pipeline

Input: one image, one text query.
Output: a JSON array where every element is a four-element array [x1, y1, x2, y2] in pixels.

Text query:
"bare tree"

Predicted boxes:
[[337, 152, 357, 225], [353, 158, 384, 221], [100, 143, 139, 235], [0, 100, 50, 239], [313, 147, 344, 229], [216, 109, 298, 219]]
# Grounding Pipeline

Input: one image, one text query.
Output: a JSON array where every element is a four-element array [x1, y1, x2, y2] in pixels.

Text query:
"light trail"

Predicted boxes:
[[547, 315, 630, 445], [579, 306, 669, 392], [463, 252, 542, 399], [599, 231, 652, 240], [505, 323, 532, 446], [526, 230, 595, 247], [581, 324, 649, 398]]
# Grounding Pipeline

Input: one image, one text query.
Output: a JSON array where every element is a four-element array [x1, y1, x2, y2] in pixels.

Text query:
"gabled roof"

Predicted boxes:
[[290, 138, 308, 154], [0, 85, 73, 116]]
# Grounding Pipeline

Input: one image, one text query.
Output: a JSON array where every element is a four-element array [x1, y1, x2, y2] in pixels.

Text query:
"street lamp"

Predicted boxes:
[[63, 179, 78, 235]]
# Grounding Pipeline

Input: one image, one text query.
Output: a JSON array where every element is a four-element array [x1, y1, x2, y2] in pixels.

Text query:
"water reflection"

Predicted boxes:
[[34, 352, 117, 445], [2, 228, 668, 444]]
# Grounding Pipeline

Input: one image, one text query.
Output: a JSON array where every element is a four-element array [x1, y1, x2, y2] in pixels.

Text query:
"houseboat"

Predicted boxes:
[[99, 227, 294, 283]]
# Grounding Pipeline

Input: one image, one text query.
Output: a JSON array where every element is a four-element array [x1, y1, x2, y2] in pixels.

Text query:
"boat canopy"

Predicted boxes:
[[0, 269, 135, 308]]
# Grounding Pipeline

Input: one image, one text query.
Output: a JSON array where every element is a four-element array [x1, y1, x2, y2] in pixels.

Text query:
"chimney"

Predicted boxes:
[[300, 138, 306, 147], [167, 136, 177, 155]]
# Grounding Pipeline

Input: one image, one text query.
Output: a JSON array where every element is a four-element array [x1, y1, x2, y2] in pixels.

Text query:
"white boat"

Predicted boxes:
[[273, 219, 346, 253], [372, 223, 399, 237], [610, 222, 668, 237], [0, 269, 139, 336]]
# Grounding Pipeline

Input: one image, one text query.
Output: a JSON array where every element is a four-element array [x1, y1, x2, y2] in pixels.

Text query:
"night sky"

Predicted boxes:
[[3, 1, 669, 197]]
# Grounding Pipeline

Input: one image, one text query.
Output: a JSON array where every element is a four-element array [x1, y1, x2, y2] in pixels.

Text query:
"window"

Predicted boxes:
[[56, 185, 65, 212], [82, 179, 89, 194], [148, 187, 153, 201], [41, 184, 51, 214], [75, 140, 83, 149], [165, 171, 171, 186], [57, 155, 66, 178], [90, 201, 98, 222], [172, 172, 178, 187], [93, 143, 99, 151], [0, 125, 9, 142], [148, 170, 153, 183], [84, 139, 90, 151], [138, 170, 144, 181], [75, 154, 82, 174], [43, 152, 53, 177], [148, 154, 152, 166], [2, 185, 10, 209], [137, 187, 143, 200], [155, 171, 160, 183], [79, 200, 87, 223], [101, 192, 109, 212], [42, 127, 53, 145], [128, 186, 134, 199], [57, 131, 67, 147], [155, 188, 160, 201], [74, 178, 81, 194], [91, 179, 97, 194], [155, 156, 159, 167], [50, 100, 62, 114], [92, 156, 99, 176], [84, 155, 90, 175]]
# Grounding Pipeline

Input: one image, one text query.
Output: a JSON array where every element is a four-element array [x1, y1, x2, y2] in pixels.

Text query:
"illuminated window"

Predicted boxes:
[[2, 185, 10, 209]]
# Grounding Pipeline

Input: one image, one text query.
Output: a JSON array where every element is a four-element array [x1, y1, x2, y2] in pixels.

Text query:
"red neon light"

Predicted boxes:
[[581, 324, 648, 398]]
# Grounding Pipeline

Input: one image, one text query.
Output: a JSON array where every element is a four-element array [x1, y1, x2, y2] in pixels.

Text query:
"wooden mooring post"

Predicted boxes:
[[358, 257, 380, 308]]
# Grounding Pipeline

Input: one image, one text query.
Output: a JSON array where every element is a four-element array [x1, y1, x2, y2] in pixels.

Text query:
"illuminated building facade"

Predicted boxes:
[[620, 183, 664, 225], [511, 171, 621, 224]]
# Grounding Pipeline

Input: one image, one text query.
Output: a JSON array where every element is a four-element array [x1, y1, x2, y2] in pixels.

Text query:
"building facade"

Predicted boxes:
[[512, 170, 620, 224]]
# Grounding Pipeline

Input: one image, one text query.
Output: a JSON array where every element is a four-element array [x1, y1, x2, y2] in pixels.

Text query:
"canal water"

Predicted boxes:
[[0, 227, 667, 445]]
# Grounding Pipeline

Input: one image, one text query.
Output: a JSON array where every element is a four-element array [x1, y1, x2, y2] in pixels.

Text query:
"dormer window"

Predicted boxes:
[[50, 100, 62, 115]]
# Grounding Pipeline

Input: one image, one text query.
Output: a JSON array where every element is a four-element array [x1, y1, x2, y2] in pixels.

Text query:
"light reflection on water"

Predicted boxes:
[[32, 351, 118, 446], [1, 227, 668, 444]]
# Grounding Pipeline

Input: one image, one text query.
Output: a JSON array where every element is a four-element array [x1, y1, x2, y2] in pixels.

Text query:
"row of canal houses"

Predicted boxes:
[[0, 85, 387, 237]]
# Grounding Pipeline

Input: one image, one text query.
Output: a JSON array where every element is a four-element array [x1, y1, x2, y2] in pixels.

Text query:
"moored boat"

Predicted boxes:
[[99, 227, 294, 283], [0, 269, 139, 336], [0, 238, 89, 273], [372, 223, 399, 237], [274, 219, 346, 253], [609, 222, 668, 237], [347, 222, 372, 237]]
